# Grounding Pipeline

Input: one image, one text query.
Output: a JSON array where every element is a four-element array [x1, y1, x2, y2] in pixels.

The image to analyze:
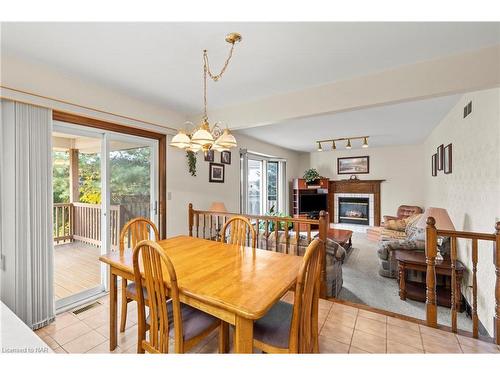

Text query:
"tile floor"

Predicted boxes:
[[36, 292, 500, 354]]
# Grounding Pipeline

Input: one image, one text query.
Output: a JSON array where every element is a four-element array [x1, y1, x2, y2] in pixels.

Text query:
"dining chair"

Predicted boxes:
[[119, 217, 160, 333], [133, 240, 223, 353], [221, 216, 257, 248], [253, 238, 323, 353]]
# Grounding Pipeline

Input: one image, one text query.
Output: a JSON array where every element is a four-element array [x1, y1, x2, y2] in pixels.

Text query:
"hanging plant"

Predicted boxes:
[[303, 168, 321, 184], [186, 151, 197, 176]]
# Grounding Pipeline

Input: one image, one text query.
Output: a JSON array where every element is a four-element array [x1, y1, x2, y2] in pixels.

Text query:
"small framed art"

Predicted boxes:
[[209, 163, 225, 183], [431, 153, 437, 177], [221, 151, 231, 165], [444, 143, 452, 174]]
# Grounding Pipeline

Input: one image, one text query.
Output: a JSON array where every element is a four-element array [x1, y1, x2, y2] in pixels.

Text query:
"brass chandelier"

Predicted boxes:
[[170, 32, 242, 153]]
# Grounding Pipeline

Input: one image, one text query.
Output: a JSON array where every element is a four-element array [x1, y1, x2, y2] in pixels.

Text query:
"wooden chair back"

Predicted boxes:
[[289, 238, 323, 353], [119, 217, 159, 256], [220, 216, 257, 248], [133, 240, 183, 354]]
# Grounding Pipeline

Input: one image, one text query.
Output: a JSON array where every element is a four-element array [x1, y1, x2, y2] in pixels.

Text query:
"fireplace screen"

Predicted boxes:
[[338, 197, 370, 225]]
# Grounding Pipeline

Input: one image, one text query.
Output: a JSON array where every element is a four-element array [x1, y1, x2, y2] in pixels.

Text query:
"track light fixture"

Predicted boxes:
[[315, 136, 369, 152], [362, 137, 369, 148]]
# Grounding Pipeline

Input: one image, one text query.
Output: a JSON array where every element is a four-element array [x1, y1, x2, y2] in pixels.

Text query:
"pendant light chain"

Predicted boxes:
[[202, 42, 236, 121]]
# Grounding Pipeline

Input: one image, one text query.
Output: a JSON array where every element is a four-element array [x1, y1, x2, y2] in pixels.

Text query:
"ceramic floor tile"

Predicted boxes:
[[456, 335, 500, 354], [62, 330, 107, 353], [419, 324, 456, 339], [386, 324, 423, 350], [41, 335, 61, 350], [326, 310, 358, 328], [36, 313, 80, 336], [330, 303, 358, 317], [387, 340, 424, 354], [74, 304, 107, 321], [357, 309, 387, 323], [350, 330, 386, 353], [320, 321, 354, 345], [53, 346, 67, 354], [51, 321, 92, 346], [117, 326, 139, 351], [348, 345, 370, 354], [86, 341, 123, 354], [421, 334, 462, 353], [319, 335, 350, 353], [387, 316, 420, 332], [354, 316, 386, 338]]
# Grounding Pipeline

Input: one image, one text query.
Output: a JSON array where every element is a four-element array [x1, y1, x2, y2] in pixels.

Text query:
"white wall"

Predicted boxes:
[[166, 133, 305, 236], [424, 88, 500, 335], [306, 144, 426, 218]]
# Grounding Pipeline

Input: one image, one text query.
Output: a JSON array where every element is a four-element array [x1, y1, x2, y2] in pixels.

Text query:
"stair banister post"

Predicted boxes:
[[425, 216, 438, 328], [318, 210, 327, 298], [494, 221, 500, 345]]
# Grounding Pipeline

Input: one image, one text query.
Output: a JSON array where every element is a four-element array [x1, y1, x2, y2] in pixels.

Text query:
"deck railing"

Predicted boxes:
[[425, 218, 500, 344], [188, 203, 330, 298], [53, 202, 121, 250]]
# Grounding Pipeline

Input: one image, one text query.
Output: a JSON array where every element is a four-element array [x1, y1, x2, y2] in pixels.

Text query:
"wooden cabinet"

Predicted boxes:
[[292, 178, 329, 216]]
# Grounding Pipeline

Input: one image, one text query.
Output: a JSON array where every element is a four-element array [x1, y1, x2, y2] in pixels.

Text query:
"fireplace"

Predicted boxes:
[[338, 197, 370, 225]]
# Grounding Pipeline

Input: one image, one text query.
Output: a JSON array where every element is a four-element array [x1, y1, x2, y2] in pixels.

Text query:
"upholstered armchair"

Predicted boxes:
[[382, 205, 423, 226]]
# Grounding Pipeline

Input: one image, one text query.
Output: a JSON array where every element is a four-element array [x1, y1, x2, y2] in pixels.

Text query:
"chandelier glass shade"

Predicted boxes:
[[170, 33, 242, 153]]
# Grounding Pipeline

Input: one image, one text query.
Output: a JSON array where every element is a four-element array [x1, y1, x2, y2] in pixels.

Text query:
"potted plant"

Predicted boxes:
[[303, 168, 321, 186]]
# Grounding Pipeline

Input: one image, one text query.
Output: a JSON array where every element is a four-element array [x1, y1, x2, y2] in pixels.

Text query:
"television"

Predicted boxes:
[[299, 194, 328, 214]]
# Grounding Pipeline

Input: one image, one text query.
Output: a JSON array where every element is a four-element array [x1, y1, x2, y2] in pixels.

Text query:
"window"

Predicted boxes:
[[240, 150, 286, 215]]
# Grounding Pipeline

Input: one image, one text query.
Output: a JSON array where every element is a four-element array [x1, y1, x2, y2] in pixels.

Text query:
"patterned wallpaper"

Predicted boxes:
[[424, 88, 500, 336]]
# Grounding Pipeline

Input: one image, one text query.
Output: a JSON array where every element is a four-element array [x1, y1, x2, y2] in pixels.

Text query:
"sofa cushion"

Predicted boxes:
[[384, 218, 407, 231]]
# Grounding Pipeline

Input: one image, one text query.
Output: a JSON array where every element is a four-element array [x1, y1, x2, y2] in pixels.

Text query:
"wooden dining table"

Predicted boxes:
[[99, 235, 303, 353]]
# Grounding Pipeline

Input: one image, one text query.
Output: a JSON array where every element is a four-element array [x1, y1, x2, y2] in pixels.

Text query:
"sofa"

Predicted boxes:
[[256, 229, 344, 298], [377, 214, 425, 278], [382, 205, 423, 225], [377, 214, 450, 278]]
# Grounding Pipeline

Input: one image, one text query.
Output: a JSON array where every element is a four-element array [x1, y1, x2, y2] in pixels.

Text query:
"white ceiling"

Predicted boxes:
[[236, 94, 461, 152], [2, 22, 499, 114]]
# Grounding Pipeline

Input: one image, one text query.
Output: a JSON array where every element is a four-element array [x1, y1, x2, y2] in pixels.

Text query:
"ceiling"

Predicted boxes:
[[236, 94, 461, 152], [2, 22, 499, 114]]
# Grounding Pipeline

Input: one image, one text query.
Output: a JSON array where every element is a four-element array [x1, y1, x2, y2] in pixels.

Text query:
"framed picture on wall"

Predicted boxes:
[[209, 163, 225, 183], [437, 144, 444, 171], [204, 149, 214, 162], [221, 151, 231, 165], [444, 143, 452, 174], [337, 156, 369, 174], [431, 153, 437, 177]]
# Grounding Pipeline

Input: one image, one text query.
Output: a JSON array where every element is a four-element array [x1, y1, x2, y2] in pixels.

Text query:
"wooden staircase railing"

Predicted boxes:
[[425, 217, 500, 344], [188, 203, 330, 298]]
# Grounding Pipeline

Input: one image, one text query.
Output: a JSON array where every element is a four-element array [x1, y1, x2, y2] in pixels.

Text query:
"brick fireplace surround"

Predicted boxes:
[[328, 179, 385, 227]]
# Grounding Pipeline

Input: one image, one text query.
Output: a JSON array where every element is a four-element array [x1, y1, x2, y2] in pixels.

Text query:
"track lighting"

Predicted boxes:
[[362, 137, 369, 148], [346, 139, 352, 149], [317, 142, 323, 152]]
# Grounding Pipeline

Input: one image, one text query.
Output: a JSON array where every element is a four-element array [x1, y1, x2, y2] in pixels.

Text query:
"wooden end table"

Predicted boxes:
[[327, 228, 353, 251], [394, 250, 465, 310]]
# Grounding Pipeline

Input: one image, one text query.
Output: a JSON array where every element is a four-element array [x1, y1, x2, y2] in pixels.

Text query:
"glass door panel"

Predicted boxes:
[[52, 128, 104, 307], [108, 137, 157, 249], [267, 161, 279, 213], [247, 159, 262, 215]]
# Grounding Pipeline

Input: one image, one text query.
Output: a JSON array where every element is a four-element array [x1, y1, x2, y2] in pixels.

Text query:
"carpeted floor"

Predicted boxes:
[[338, 232, 473, 332]]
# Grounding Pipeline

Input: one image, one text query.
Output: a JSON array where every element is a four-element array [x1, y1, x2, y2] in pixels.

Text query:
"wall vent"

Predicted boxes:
[[463, 101, 472, 118], [72, 301, 102, 315]]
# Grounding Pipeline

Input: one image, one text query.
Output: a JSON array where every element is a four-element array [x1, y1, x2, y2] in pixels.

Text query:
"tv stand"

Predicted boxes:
[[292, 178, 330, 217]]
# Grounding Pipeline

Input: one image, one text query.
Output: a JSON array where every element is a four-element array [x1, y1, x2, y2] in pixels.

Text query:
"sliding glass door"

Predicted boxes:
[[52, 122, 158, 310], [241, 151, 286, 216]]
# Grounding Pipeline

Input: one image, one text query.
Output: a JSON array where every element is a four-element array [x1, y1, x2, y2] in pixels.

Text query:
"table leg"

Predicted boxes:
[[234, 315, 253, 353], [109, 270, 118, 351], [398, 263, 406, 300], [218, 322, 230, 353]]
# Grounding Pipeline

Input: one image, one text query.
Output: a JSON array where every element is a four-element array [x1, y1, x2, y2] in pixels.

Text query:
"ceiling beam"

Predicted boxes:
[[196, 45, 500, 130]]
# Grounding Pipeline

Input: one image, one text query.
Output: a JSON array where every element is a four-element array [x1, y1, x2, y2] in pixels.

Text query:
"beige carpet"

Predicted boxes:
[[338, 232, 474, 333]]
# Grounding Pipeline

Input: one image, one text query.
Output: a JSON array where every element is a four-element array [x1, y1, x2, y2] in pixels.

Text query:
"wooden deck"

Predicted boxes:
[[54, 241, 102, 300]]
